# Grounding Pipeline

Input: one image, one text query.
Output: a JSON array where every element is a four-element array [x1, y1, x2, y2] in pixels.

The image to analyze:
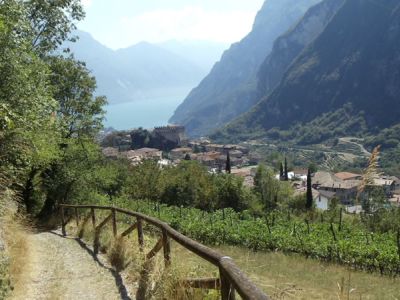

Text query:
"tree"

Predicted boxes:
[[47, 56, 106, 139], [254, 164, 283, 211], [0, 0, 59, 208], [94, 159, 128, 202], [25, 0, 85, 55], [306, 168, 313, 210], [279, 162, 284, 180], [308, 162, 318, 174], [225, 151, 231, 174], [184, 153, 191, 160], [284, 157, 289, 181], [214, 174, 246, 211], [0, 0, 109, 219]]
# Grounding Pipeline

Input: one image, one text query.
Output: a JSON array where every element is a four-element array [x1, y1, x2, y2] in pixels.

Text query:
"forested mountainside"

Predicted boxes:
[[65, 31, 209, 104], [215, 0, 400, 145], [257, 0, 344, 98], [169, 0, 322, 137]]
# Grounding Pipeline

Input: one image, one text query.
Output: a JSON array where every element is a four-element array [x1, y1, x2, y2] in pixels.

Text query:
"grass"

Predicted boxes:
[[0, 189, 31, 299], [215, 245, 400, 299], [107, 236, 129, 272]]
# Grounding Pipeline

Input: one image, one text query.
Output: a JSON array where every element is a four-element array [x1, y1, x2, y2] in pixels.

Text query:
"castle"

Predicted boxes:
[[153, 125, 187, 147]]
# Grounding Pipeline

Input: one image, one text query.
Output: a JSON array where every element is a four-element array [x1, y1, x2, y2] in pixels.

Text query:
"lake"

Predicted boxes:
[[103, 87, 191, 130]]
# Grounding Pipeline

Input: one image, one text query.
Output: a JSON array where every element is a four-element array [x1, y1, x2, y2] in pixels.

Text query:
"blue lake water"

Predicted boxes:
[[103, 89, 190, 130]]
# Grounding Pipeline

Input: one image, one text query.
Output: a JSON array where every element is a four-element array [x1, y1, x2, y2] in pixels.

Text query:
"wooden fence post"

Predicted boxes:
[[305, 219, 310, 234], [330, 223, 337, 242], [220, 267, 235, 300], [137, 217, 144, 251], [112, 208, 117, 237], [162, 228, 171, 267], [61, 206, 66, 236], [396, 228, 400, 260], [91, 208, 96, 229], [74, 207, 79, 227]]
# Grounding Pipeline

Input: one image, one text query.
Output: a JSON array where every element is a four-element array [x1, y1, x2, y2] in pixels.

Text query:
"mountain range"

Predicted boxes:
[[168, 0, 400, 153], [169, 0, 323, 137], [215, 0, 400, 144], [65, 31, 227, 104]]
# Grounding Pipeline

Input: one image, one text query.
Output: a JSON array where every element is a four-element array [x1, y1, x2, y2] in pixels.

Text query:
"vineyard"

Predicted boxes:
[[91, 198, 400, 276]]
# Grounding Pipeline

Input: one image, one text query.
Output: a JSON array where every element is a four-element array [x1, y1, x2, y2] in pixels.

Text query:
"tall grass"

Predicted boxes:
[[0, 189, 30, 299]]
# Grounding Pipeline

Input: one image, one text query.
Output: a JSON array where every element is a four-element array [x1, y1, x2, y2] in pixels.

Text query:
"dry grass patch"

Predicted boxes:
[[107, 236, 129, 272], [0, 191, 30, 298]]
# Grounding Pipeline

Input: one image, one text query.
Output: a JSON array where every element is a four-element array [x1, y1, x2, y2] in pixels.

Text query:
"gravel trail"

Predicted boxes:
[[10, 230, 133, 300]]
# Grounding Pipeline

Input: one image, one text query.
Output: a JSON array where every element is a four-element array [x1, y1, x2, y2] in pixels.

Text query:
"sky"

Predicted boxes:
[[78, 0, 265, 49]]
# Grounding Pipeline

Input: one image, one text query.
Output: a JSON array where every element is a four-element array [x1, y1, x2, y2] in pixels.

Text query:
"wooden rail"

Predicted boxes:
[[59, 204, 269, 300]]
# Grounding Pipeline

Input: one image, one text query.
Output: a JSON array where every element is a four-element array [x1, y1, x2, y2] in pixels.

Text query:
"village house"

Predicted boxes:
[[293, 169, 308, 178], [231, 167, 256, 187], [314, 190, 337, 210], [229, 150, 244, 158], [102, 147, 119, 158], [334, 172, 362, 181], [203, 143, 249, 155], [192, 151, 221, 168], [312, 171, 360, 205], [122, 148, 162, 165], [170, 147, 192, 160], [370, 178, 396, 197]]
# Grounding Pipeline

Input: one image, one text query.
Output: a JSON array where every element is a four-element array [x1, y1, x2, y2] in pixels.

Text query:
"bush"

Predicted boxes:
[[107, 236, 129, 272]]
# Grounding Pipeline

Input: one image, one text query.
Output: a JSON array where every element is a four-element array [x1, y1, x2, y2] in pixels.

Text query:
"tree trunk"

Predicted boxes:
[[22, 168, 38, 214]]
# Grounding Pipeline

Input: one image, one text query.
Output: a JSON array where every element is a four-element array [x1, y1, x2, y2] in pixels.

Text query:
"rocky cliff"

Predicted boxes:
[[169, 0, 322, 137]]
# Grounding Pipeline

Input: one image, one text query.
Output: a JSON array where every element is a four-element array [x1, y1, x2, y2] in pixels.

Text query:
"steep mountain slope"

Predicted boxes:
[[257, 0, 344, 97], [219, 0, 400, 142], [169, 0, 322, 137], [66, 31, 207, 104]]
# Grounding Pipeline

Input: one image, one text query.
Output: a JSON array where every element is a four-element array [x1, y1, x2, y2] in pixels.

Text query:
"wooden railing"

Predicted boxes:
[[59, 204, 269, 300]]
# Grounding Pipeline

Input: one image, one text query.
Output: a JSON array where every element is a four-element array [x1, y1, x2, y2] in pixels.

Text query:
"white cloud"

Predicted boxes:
[[115, 6, 256, 48]]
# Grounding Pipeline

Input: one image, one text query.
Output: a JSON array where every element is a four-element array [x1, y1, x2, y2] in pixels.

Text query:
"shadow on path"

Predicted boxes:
[[48, 230, 132, 300]]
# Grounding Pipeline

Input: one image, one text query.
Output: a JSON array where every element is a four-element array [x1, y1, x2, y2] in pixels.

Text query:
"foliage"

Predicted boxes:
[[93, 159, 129, 201], [47, 56, 106, 139], [0, 0, 107, 217], [124, 160, 163, 202], [253, 164, 293, 211], [101, 197, 400, 276]]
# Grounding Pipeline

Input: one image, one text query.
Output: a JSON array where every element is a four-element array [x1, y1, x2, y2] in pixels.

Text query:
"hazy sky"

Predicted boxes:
[[78, 0, 265, 49]]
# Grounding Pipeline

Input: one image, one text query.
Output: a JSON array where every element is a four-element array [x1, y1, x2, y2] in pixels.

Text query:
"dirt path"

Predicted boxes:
[[10, 230, 133, 300], [339, 137, 371, 156]]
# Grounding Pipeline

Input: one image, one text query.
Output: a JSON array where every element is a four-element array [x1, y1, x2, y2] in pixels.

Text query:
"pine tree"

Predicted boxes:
[[284, 157, 288, 181], [306, 168, 313, 210], [279, 162, 284, 180], [225, 151, 231, 174]]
